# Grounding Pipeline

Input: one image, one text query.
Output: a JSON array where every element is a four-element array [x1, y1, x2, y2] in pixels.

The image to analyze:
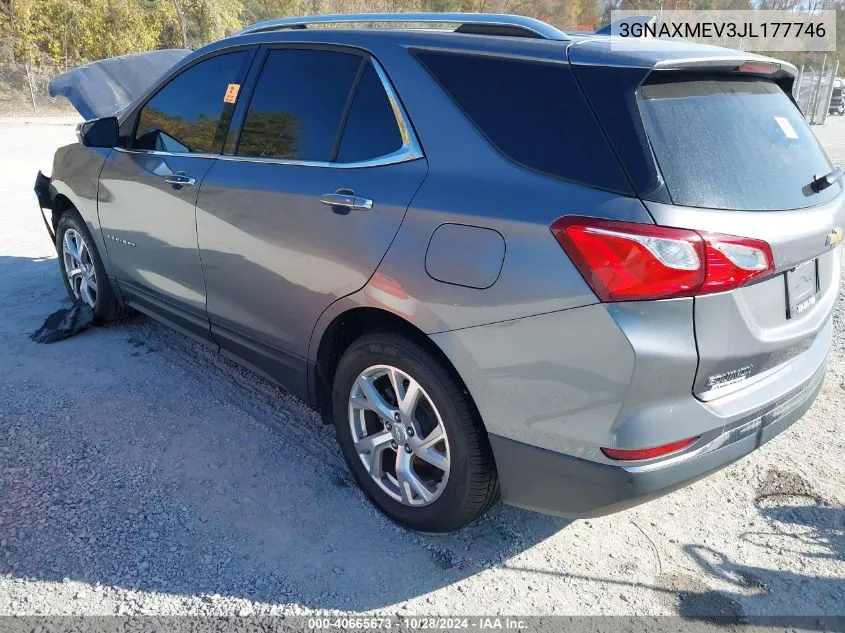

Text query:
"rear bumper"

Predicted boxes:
[[431, 293, 832, 518], [490, 357, 826, 517]]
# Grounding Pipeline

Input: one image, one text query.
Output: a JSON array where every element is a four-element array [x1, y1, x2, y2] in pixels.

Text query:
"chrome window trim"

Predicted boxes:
[[228, 56, 424, 168], [236, 12, 569, 41], [369, 57, 421, 157], [114, 147, 219, 160], [218, 146, 422, 169]]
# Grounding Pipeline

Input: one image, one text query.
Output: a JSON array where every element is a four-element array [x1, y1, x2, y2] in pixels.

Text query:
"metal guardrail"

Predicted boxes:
[[794, 59, 840, 125]]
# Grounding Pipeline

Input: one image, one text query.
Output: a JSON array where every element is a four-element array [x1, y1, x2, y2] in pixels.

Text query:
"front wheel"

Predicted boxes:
[[332, 331, 499, 532], [56, 209, 130, 324]]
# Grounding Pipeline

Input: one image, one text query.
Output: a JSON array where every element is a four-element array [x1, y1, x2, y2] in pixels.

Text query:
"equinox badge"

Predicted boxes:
[[706, 365, 754, 390]]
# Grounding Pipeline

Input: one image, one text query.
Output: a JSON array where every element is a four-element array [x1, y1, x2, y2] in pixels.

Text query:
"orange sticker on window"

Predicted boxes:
[[223, 83, 240, 104]]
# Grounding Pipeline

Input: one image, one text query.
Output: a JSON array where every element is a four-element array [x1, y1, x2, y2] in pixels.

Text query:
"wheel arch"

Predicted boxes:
[[50, 185, 126, 311], [311, 306, 483, 431], [51, 193, 76, 235], [50, 172, 118, 280]]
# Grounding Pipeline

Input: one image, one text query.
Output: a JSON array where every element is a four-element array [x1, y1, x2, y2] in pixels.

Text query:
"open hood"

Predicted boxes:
[[49, 49, 190, 120]]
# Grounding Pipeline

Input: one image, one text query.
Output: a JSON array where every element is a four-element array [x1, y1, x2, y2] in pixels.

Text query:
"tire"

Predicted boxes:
[[332, 330, 499, 532], [56, 209, 131, 324]]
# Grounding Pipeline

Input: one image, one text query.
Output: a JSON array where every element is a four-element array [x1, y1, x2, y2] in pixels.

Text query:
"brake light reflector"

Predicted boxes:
[[601, 436, 698, 461], [551, 216, 775, 301]]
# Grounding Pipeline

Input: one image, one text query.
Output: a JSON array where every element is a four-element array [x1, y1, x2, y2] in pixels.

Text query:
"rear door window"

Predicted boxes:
[[336, 62, 404, 163], [236, 49, 362, 161], [412, 49, 632, 194], [638, 78, 840, 210], [134, 51, 248, 154]]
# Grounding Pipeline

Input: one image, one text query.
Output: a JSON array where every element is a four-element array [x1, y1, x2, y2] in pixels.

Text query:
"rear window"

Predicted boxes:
[[638, 78, 840, 210], [412, 50, 632, 194]]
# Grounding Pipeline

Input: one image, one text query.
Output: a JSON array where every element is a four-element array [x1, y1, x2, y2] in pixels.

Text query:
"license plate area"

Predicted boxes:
[[785, 259, 820, 319]]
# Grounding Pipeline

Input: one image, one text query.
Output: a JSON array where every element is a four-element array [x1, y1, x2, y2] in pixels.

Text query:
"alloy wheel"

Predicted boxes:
[[348, 365, 450, 507], [62, 228, 98, 309]]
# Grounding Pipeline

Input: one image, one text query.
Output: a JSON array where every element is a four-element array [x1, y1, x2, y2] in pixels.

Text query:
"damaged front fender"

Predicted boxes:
[[34, 170, 56, 242]]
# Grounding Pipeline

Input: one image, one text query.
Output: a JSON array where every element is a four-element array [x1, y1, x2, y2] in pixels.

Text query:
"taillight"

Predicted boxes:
[[551, 217, 704, 301], [601, 436, 698, 461], [698, 234, 774, 295], [551, 216, 774, 302]]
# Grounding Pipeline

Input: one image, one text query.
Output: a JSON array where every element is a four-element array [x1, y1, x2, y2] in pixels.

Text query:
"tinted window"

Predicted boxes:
[[336, 62, 404, 162], [570, 64, 664, 200], [413, 50, 631, 194], [639, 78, 839, 210], [237, 49, 362, 161], [134, 52, 247, 154]]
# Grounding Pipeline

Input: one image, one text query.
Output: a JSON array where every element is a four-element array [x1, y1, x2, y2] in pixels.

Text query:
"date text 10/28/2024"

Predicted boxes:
[[307, 617, 528, 630]]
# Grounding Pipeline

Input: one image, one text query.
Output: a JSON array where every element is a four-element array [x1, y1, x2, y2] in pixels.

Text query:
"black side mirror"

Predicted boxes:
[[76, 116, 119, 148]]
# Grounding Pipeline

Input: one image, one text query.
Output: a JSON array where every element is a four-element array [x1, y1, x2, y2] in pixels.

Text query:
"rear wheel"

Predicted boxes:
[[332, 331, 499, 532], [56, 209, 130, 324]]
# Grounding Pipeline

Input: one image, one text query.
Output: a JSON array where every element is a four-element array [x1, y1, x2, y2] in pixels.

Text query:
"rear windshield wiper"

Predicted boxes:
[[808, 167, 844, 194]]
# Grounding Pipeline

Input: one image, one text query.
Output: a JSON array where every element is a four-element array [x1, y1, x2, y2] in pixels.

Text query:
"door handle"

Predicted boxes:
[[320, 191, 373, 211], [164, 172, 196, 187]]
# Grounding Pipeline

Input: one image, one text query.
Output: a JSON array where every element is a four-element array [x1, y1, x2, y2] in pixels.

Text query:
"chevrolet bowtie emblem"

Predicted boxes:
[[826, 227, 843, 247]]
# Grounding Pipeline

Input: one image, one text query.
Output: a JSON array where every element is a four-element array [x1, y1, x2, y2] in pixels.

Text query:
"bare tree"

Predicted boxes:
[[171, 0, 189, 47]]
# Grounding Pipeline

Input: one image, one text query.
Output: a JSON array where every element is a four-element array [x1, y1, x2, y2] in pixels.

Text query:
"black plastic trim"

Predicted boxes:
[[210, 322, 310, 402], [119, 281, 216, 348]]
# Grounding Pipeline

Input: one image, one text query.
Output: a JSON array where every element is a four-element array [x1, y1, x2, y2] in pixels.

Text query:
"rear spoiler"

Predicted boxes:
[[567, 37, 798, 94], [652, 56, 797, 77], [651, 56, 798, 97]]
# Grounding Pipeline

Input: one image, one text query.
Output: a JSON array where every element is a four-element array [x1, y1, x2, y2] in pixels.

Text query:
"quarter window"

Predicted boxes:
[[134, 51, 248, 154], [412, 50, 631, 193], [336, 62, 404, 163], [237, 49, 362, 161]]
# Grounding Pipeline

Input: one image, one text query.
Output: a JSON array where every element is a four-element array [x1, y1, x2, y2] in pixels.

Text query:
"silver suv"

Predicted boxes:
[[35, 13, 844, 532]]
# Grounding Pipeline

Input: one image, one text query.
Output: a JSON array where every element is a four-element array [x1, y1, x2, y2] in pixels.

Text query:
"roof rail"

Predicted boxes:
[[236, 12, 569, 41]]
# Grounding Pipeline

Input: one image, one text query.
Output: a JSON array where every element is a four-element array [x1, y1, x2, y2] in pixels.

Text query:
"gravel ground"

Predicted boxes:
[[0, 115, 843, 620]]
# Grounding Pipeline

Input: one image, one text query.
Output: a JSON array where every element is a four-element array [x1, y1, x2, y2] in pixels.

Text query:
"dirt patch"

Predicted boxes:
[[756, 468, 823, 505]]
